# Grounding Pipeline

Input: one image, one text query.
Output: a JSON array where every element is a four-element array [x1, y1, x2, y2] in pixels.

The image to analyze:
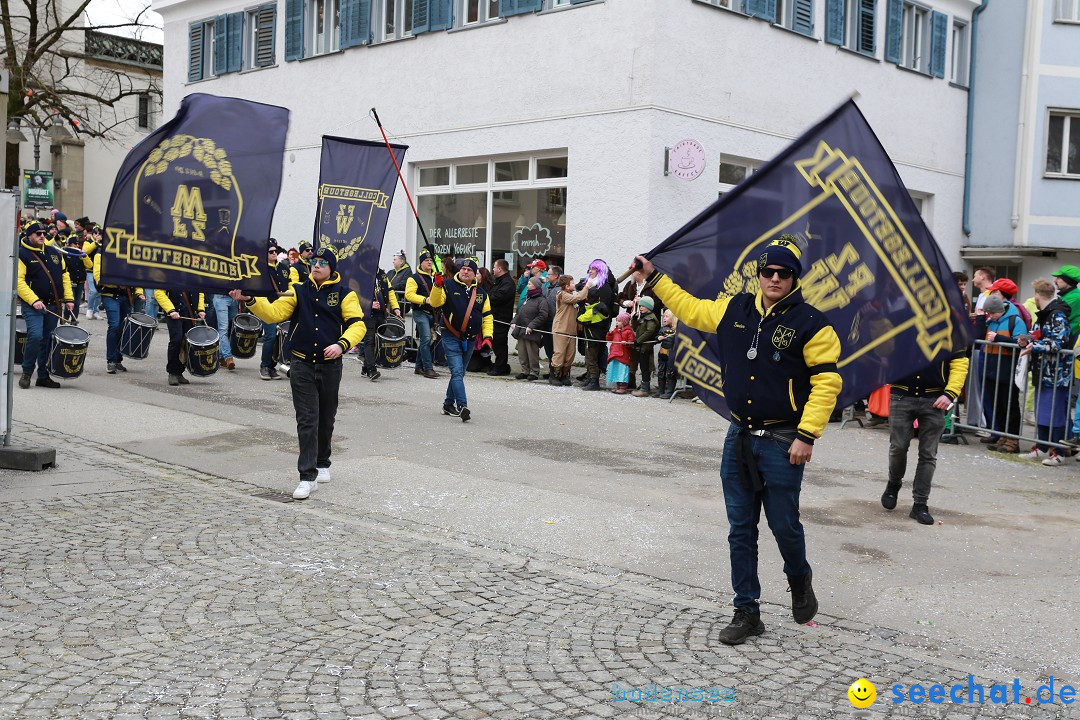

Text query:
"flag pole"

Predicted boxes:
[[370, 109, 439, 266]]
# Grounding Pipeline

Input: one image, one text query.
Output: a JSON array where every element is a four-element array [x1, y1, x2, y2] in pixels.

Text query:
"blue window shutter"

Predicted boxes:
[[341, 0, 371, 48], [285, 0, 304, 61], [745, 0, 773, 21], [570, 0, 592, 4], [429, 0, 453, 29], [253, 4, 276, 67], [500, 0, 517, 14], [930, 10, 947, 78], [413, 0, 430, 34], [213, 15, 227, 75], [793, 0, 814, 34], [227, 12, 243, 72], [503, 0, 541, 16], [188, 23, 204, 82], [857, 0, 876, 54], [885, 0, 902, 63], [522, 0, 543, 12], [824, 0, 844, 44]]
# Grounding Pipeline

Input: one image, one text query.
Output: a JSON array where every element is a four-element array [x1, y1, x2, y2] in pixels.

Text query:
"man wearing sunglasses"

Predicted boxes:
[[635, 234, 842, 646], [17, 222, 75, 389], [232, 246, 365, 500]]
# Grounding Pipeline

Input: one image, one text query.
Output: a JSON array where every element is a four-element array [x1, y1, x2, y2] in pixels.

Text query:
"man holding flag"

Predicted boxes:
[[636, 238, 840, 644]]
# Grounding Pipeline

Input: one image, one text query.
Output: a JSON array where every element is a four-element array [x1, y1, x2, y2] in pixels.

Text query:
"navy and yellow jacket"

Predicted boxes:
[[429, 273, 493, 342], [405, 269, 436, 314], [891, 353, 969, 401], [264, 260, 291, 300], [288, 259, 311, 286], [370, 269, 400, 317], [649, 273, 842, 444], [154, 290, 205, 316], [64, 246, 87, 285], [18, 240, 74, 306], [93, 253, 143, 298], [245, 273, 365, 361]]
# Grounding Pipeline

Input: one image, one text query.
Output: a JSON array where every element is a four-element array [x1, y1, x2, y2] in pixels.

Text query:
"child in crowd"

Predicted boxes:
[[549, 274, 578, 385], [631, 296, 660, 397], [655, 309, 678, 398], [606, 312, 635, 394]]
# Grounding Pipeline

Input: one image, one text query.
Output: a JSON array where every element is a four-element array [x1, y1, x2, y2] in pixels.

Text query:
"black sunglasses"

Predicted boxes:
[[759, 267, 794, 280]]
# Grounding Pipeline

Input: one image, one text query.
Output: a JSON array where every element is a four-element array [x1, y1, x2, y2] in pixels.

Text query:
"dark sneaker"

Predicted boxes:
[[260, 367, 272, 380], [881, 483, 901, 510], [168, 374, 181, 386], [525, 374, 538, 381], [115, 362, 128, 372], [177, 374, 190, 385], [910, 503, 934, 525], [107, 362, 118, 374], [35, 376, 61, 388], [788, 570, 818, 624], [442, 402, 461, 417], [18, 373, 31, 389], [515, 372, 529, 380], [368, 369, 381, 381], [582, 381, 601, 391], [268, 366, 280, 380], [717, 609, 765, 645], [459, 406, 471, 422], [423, 369, 440, 379]]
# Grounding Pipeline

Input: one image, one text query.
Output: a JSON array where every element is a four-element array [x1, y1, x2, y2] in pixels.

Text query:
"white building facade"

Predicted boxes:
[[153, 0, 980, 277]]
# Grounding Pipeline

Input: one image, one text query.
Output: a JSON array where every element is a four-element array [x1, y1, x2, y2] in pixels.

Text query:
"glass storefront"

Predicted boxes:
[[415, 153, 567, 276]]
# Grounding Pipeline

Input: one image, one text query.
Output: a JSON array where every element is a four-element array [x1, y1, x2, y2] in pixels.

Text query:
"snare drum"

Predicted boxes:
[[120, 312, 157, 359], [432, 326, 446, 366], [376, 318, 407, 369], [47, 325, 90, 379], [184, 325, 220, 377], [14, 318, 26, 365], [229, 313, 263, 359], [273, 321, 293, 365]]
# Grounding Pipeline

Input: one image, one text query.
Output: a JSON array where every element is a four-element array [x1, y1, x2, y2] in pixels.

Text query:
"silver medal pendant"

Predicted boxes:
[[746, 348, 758, 360]]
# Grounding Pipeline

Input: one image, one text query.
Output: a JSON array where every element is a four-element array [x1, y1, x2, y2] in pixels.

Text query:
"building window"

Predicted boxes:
[[745, 0, 813, 34], [308, 0, 340, 55], [187, 19, 215, 82], [137, 93, 152, 129], [1055, 0, 1080, 22], [950, 20, 968, 86], [376, 0, 414, 41], [461, 0, 500, 24], [416, 155, 568, 273], [826, 0, 876, 55], [717, 156, 760, 196], [1046, 111, 1080, 177], [900, 1, 930, 72], [247, 4, 277, 68]]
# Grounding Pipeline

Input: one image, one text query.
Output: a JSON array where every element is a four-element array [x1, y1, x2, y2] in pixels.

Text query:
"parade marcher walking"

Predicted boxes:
[[637, 236, 842, 645], [62, 232, 87, 323], [405, 249, 440, 379], [154, 288, 205, 386], [289, 242, 314, 285], [231, 246, 365, 499], [95, 249, 145, 374], [16, 222, 74, 389], [387, 250, 412, 314], [361, 267, 402, 380], [428, 258, 493, 422], [259, 241, 291, 380]]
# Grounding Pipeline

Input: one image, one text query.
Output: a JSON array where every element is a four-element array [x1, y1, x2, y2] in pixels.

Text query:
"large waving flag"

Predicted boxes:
[[650, 100, 973, 417], [101, 93, 289, 296], [313, 136, 407, 311]]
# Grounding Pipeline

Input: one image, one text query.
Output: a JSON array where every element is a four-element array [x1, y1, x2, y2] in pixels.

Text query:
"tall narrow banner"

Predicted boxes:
[[649, 99, 973, 418], [313, 136, 407, 312], [101, 93, 290, 296]]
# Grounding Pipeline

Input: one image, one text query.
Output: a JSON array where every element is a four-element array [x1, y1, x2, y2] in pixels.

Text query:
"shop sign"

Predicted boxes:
[[512, 223, 553, 258]]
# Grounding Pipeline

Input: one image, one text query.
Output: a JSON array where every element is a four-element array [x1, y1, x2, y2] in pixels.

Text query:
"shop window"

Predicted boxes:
[[418, 192, 489, 264], [420, 166, 451, 187], [537, 157, 568, 179], [456, 163, 488, 184], [495, 160, 529, 183]]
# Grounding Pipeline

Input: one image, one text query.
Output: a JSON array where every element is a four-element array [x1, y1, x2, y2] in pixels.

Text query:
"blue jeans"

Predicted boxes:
[[414, 311, 434, 371], [101, 294, 132, 364], [261, 319, 278, 369], [86, 277, 101, 315], [442, 335, 474, 409], [140, 287, 158, 317], [70, 282, 84, 322], [211, 294, 238, 360], [719, 426, 810, 614], [20, 303, 58, 378]]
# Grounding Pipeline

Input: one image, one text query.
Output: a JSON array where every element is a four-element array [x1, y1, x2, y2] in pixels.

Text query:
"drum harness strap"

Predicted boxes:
[[441, 288, 477, 341], [30, 251, 65, 319]]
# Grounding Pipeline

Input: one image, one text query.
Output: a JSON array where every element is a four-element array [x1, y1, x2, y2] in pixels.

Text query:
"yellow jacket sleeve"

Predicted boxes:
[[648, 274, 732, 333], [405, 276, 428, 306], [428, 283, 446, 309], [93, 253, 101, 285], [17, 259, 38, 305], [798, 325, 843, 442], [288, 266, 299, 285], [154, 289, 174, 314], [61, 265, 73, 302], [246, 294, 298, 325], [482, 296, 493, 338], [338, 291, 366, 351], [81, 240, 96, 270], [945, 354, 969, 400], [387, 284, 400, 312]]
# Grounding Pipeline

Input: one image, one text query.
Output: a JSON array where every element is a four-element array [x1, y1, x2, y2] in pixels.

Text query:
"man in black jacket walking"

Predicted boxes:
[[487, 259, 515, 376]]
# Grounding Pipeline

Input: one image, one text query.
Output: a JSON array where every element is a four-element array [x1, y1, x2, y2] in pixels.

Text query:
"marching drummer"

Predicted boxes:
[[94, 250, 145, 375], [360, 267, 401, 381], [230, 246, 365, 500], [62, 233, 87, 323], [289, 241, 314, 285], [16, 222, 75, 389], [259, 240, 291, 381], [153, 288, 206, 386]]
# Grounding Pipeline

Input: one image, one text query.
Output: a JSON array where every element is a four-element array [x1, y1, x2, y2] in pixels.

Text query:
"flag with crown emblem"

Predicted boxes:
[[646, 100, 973, 419]]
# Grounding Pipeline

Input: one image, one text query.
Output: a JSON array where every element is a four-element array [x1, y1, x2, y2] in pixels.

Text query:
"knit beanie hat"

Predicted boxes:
[[617, 312, 631, 325], [637, 296, 654, 311], [758, 234, 803, 278]]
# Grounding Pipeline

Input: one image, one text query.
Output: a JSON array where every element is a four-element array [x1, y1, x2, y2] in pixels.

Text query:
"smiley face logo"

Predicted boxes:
[[848, 678, 876, 708]]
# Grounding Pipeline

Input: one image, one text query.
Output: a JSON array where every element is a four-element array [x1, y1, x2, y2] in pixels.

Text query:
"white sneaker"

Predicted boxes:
[[292, 479, 317, 499], [1021, 448, 1048, 461], [316, 467, 330, 483], [1042, 453, 1065, 467]]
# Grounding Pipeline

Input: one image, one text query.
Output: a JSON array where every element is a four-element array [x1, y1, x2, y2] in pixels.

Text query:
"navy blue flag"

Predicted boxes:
[[649, 100, 973, 418], [313, 136, 407, 312], [101, 93, 289, 296]]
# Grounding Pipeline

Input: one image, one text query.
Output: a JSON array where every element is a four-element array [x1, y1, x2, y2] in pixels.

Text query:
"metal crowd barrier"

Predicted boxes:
[[952, 338, 1079, 452]]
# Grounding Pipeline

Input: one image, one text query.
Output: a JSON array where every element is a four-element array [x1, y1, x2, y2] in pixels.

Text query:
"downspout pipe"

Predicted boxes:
[[963, 0, 992, 237]]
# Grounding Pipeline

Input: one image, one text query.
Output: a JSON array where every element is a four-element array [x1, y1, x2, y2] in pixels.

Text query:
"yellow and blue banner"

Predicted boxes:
[[101, 93, 289, 296], [313, 136, 407, 312], [650, 100, 973, 417]]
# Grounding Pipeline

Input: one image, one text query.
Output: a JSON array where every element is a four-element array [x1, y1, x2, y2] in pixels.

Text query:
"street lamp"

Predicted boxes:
[[6, 115, 73, 170]]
